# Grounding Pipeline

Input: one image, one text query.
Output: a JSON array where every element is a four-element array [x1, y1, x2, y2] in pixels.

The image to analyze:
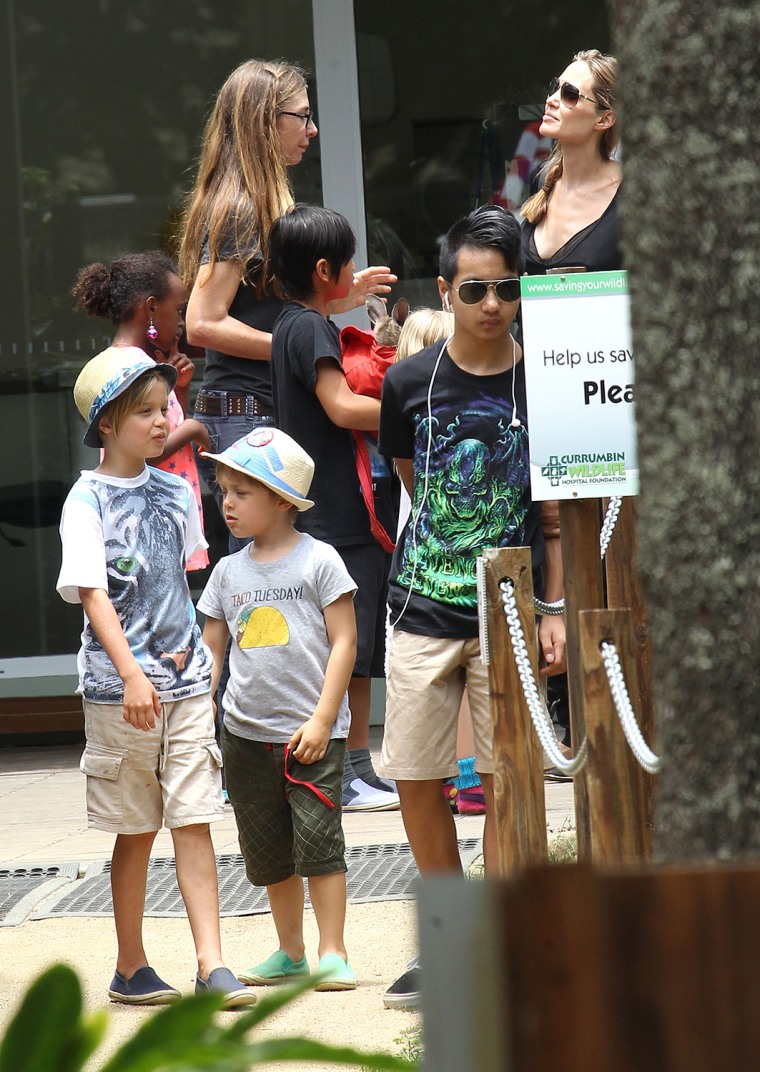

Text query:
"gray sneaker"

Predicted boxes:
[[195, 966, 257, 1009], [342, 777, 400, 812]]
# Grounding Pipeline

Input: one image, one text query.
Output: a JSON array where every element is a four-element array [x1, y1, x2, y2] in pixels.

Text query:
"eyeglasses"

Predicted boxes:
[[451, 278, 521, 305], [278, 110, 315, 128], [548, 77, 599, 108]]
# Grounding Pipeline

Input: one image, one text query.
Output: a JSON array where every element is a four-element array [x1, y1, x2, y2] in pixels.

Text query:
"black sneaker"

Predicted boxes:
[[383, 957, 420, 1010], [544, 766, 573, 783]]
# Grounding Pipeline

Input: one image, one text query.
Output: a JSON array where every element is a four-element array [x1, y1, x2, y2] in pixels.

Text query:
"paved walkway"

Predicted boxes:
[[0, 729, 574, 869], [0, 730, 575, 1070]]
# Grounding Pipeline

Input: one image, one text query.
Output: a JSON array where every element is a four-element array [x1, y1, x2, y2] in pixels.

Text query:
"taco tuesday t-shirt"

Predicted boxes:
[[57, 467, 212, 702], [198, 532, 357, 741], [378, 343, 543, 638]]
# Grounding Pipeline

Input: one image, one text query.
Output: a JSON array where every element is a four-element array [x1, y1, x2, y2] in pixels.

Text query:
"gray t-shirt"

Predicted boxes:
[[198, 533, 357, 742]]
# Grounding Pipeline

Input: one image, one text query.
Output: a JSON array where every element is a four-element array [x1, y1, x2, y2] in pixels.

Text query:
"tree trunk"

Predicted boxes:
[[609, 2, 760, 859]]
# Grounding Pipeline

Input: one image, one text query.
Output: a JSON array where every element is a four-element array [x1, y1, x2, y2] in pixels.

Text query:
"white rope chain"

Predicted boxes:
[[500, 580, 588, 777], [600, 641, 661, 774], [533, 495, 623, 616], [599, 495, 622, 559]]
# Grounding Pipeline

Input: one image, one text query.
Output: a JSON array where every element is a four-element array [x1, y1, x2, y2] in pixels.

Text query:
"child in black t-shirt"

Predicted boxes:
[[377, 205, 566, 1008], [269, 204, 400, 813]]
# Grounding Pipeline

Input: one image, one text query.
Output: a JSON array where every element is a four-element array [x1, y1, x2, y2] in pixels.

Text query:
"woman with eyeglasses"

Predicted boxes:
[[178, 59, 395, 533], [520, 49, 620, 275]]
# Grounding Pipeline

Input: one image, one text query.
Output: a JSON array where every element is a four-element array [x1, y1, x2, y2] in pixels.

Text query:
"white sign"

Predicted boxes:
[[520, 270, 638, 501]]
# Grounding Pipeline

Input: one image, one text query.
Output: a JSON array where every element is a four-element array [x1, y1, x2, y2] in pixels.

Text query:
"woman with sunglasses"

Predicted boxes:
[[178, 59, 395, 535], [520, 50, 619, 780], [521, 49, 620, 275]]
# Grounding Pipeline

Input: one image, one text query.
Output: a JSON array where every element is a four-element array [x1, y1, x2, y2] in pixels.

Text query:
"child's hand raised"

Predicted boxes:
[[166, 348, 196, 390], [183, 418, 211, 452]]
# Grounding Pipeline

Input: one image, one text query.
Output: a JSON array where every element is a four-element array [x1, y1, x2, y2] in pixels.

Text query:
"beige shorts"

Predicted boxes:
[[80, 692, 224, 834], [378, 630, 494, 781]]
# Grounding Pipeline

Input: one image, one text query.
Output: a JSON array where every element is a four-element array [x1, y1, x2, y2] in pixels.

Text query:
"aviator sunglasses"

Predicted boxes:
[[451, 278, 521, 305], [548, 76, 599, 108]]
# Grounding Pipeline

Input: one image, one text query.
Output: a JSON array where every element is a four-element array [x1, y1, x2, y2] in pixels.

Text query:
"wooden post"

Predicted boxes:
[[482, 546, 547, 873], [496, 863, 760, 1072], [603, 495, 656, 745], [558, 498, 605, 860], [579, 608, 654, 864], [417, 864, 760, 1072]]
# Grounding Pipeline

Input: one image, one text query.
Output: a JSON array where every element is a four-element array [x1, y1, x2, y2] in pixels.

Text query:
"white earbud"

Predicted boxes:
[[442, 292, 452, 312]]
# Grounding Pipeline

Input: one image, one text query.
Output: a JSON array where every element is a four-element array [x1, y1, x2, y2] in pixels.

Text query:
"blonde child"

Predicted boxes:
[[57, 347, 252, 1008], [199, 429, 358, 990]]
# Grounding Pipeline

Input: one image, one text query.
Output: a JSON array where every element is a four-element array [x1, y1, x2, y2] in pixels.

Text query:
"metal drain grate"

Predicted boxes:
[[34, 840, 481, 919], [0, 863, 80, 927]]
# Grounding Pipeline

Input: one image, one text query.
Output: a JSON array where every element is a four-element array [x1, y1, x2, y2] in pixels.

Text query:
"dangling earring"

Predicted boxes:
[[147, 315, 158, 341]]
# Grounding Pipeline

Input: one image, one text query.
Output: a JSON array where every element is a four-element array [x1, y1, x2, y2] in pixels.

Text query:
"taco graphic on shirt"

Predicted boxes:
[[237, 606, 289, 649]]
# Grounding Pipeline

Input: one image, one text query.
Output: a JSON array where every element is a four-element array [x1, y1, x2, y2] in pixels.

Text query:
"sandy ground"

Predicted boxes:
[[0, 899, 421, 1070], [0, 737, 573, 1068]]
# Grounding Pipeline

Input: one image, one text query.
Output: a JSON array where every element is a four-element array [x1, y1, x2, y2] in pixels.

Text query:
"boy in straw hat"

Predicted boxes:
[[57, 346, 254, 1009], [198, 427, 359, 991]]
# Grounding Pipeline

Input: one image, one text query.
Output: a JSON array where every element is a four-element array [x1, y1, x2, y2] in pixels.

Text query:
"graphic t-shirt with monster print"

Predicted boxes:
[[379, 343, 543, 638], [57, 467, 212, 702]]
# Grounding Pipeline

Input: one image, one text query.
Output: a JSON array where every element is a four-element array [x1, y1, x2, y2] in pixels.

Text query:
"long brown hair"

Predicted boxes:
[[521, 49, 618, 225], [177, 59, 307, 292]]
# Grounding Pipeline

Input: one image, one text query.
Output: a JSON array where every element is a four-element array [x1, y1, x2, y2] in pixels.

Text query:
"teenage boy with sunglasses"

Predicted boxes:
[[377, 205, 566, 1008]]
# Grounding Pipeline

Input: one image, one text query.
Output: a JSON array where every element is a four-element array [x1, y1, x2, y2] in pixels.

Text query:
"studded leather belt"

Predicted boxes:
[[195, 390, 274, 418]]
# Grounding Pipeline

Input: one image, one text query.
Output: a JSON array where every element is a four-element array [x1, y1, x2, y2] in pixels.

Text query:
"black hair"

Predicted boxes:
[[439, 205, 524, 281], [73, 250, 178, 324], [269, 204, 356, 300]]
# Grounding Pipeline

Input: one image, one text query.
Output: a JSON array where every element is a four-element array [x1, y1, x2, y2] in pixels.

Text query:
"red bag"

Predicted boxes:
[[340, 325, 396, 402], [340, 324, 397, 551]]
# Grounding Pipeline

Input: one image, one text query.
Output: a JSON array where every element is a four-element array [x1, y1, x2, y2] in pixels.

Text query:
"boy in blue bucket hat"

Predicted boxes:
[[199, 427, 359, 991]]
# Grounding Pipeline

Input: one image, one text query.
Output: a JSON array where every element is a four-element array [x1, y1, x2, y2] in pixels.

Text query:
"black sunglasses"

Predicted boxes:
[[548, 77, 599, 108], [452, 278, 521, 305], [278, 109, 315, 128]]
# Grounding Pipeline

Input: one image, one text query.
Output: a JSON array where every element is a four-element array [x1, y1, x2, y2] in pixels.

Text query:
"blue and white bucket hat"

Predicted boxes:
[[73, 346, 177, 448], [203, 427, 315, 511]]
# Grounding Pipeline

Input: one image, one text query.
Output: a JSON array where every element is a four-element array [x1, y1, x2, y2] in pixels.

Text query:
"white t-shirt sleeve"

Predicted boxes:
[[184, 483, 208, 560], [57, 491, 108, 604]]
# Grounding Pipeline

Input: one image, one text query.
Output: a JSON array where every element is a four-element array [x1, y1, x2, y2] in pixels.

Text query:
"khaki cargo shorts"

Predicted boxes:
[[378, 630, 494, 781], [80, 692, 224, 833]]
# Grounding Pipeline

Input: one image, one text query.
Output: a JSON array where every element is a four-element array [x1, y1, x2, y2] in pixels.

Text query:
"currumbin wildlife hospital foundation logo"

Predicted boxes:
[[540, 452, 627, 488]]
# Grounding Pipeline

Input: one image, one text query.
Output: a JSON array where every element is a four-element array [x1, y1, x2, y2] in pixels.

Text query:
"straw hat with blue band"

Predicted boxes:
[[202, 427, 315, 512], [73, 346, 178, 448]]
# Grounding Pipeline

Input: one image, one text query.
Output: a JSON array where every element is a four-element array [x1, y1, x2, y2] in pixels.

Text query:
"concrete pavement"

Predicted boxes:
[[0, 729, 575, 1069], [0, 729, 575, 870]]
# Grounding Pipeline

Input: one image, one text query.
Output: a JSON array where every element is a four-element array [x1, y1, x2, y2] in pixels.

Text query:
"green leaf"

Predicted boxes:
[[98, 993, 224, 1072], [1, 966, 418, 1072], [60, 1012, 109, 1072], [0, 964, 88, 1072], [219, 974, 317, 1042], [241, 1036, 418, 1069]]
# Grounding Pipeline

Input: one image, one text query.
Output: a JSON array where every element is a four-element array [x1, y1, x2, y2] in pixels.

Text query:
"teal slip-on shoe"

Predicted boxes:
[[238, 950, 310, 986], [314, 953, 357, 991]]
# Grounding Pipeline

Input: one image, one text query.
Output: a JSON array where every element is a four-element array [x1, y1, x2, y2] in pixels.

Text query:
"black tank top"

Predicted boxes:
[[521, 188, 622, 274]]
